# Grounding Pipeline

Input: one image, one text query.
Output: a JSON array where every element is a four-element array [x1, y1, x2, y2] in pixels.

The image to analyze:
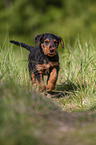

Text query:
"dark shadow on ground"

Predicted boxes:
[[47, 80, 79, 98], [57, 80, 77, 92], [47, 80, 87, 98]]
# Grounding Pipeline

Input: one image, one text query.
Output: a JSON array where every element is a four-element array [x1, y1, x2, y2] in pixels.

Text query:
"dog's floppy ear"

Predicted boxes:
[[60, 38, 64, 48], [35, 34, 44, 44], [55, 35, 64, 48]]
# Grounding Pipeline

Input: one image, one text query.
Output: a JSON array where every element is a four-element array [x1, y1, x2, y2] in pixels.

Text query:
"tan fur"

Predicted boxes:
[[41, 40, 58, 57], [36, 62, 58, 72], [46, 68, 58, 91]]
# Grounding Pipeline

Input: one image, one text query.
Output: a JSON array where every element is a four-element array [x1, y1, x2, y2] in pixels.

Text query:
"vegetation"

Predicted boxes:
[[56, 38, 96, 112], [0, 1, 96, 144], [0, 0, 96, 44], [0, 39, 96, 145]]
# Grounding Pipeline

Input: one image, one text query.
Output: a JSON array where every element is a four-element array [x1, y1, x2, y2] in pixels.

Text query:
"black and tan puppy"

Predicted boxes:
[[10, 33, 64, 92]]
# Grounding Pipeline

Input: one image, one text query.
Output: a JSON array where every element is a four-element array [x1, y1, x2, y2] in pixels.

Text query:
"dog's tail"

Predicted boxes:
[[10, 40, 33, 52]]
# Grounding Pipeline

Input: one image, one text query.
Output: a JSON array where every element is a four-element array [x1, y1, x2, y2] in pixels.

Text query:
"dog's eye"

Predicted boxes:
[[54, 41, 58, 44], [45, 41, 49, 44]]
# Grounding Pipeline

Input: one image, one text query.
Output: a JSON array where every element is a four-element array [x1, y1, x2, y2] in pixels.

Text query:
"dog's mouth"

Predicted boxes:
[[47, 48, 57, 57], [48, 53, 56, 57]]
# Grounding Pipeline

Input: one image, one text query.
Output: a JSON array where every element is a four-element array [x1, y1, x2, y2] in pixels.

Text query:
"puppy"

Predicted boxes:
[[10, 33, 64, 92]]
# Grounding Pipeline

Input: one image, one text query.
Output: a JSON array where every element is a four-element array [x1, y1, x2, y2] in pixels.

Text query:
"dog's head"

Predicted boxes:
[[35, 33, 64, 57]]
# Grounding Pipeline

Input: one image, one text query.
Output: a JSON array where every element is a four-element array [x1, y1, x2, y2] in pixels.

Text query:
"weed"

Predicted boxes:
[[0, 39, 96, 145]]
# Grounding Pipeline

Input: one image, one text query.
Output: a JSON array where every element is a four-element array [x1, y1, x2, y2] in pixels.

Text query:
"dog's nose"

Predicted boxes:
[[50, 49, 54, 53]]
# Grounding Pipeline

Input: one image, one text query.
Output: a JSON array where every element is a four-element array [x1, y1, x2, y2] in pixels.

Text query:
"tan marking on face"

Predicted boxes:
[[54, 39, 57, 43], [41, 40, 58, 57], [44, 39, 49, 43]]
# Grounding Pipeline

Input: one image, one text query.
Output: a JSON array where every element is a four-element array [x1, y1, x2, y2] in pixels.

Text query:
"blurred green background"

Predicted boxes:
[[0, 0, 96, 45]]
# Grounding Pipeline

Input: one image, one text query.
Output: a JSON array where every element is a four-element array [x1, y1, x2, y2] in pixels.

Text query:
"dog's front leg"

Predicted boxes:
[[46, 68, 58, 92], [31, 72, 45, 92], [39, 73, 46, 92]]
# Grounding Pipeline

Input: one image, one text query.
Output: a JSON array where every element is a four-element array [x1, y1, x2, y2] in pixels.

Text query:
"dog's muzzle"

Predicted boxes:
[[50, 49, 54, 53]]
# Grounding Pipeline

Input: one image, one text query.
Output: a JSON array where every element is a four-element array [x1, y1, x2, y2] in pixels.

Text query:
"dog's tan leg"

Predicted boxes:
[[46, 68, 58, 91], [31, 73, 39, 91], [32, 72, 45, 92], [32, 73, 35, 83], [40, 73, 45, 92]]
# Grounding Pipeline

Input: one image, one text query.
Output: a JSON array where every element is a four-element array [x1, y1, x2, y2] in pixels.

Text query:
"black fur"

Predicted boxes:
[[10, 33, 64, 91]]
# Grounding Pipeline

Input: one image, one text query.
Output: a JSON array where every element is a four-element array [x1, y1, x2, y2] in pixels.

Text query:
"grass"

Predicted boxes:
[[56, 38, 96, 112], [0, 38, 96, 145]]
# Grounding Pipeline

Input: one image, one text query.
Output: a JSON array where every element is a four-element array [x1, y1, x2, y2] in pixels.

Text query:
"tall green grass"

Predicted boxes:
[[0, 39, 96, 145], [0, 39, 96, 112], [56, 38, 96, 111], [0, 42, 30, 87]]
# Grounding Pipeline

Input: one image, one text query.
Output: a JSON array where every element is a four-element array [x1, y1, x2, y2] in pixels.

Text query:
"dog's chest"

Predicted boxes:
[[36, 60, 59, 75], [29, 48, 59, 75]]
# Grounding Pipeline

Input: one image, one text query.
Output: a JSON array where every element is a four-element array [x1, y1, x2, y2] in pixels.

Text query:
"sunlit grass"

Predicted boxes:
[[0, 39, 96, 145], [56, 38, 96, 111], [0, 38, 96, 112], [0, 42, 30, 86]]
